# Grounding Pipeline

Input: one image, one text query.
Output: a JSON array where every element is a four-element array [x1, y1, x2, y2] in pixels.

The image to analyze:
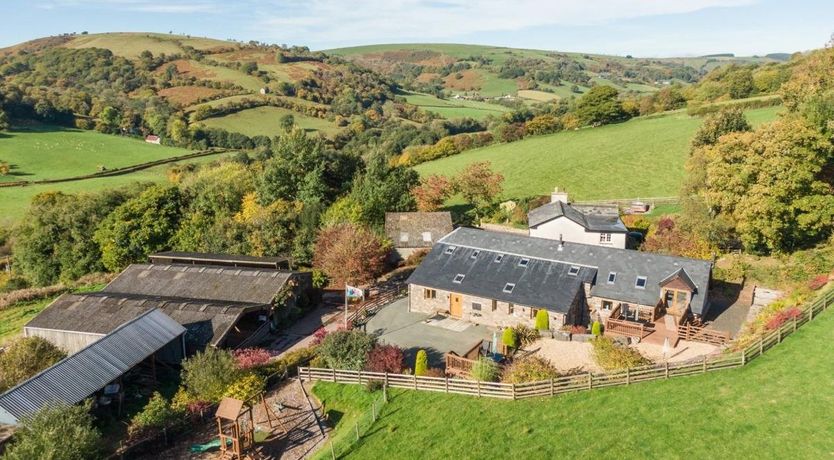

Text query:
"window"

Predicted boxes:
[[503, 283, 515, 293], [518, 258, 530, 267], [635, 276, 647, 289], [472, 302, 482, 311], [399, 232, 409, 243], [471, 250, 480, 259], [494, 254, 504, 263], [568, 266, 580, 276], [508, 303, 515, 314], [602, 300, 613, 311], [423, 288, 436, 299], [422, 232, 432, 242], [453, 274, 465, 284], [491, 299, 497, 311], [607, 272, 616, 284], [530, 308, 539, 319], [444, 246, 456, 255], [600, 233, 612, 243]]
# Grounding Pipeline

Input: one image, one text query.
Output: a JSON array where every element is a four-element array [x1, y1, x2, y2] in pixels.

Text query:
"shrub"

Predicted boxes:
[[3, 401, 101, 460], [808, 274, 829, 291], [512, 324, 538, 348], [365, 344, 404, 373], [765, 307, 803, 331], [591, 320, 602, 337], [365, 380, 384, 392], [570, 325, 588, 335], [0, 336, 67, 392], [470, 357, 500, 382], [311, 327, 329, 346], [424, 367, 445, 378], [502, 327, 517, 349], [223, 374, 267, 402], [591, 337, 651, 371], [534, 310, 550, 330], [502, 356, 561, 383], [318, 330, 376, 370], [233, 348, 272, 370], [181, 348, 241, 402], [414, 349, 429, 377], [129, 392, 179, 436]]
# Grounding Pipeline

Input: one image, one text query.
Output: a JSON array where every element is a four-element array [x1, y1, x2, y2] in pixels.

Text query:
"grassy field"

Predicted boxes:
[[400, 91, 510, 120], [0, 297, 56, 345], [198, 106, 340, 137], [0, 125, 189, 183], [63, 32, 231, 58], [313, 300, 834, 459], [415, 106, 782, 201]]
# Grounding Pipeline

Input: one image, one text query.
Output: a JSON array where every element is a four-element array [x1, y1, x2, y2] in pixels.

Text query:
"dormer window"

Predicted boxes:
[[399, 232, 409, 243], [607, 272, 616, 284], [453, 274, 465, 284], [444, 246, 456, 255], [422, 232, 432, 242], [635, 276, 647, 289], [503, 283, 515, 293], [568, 266, 580, 276], [471, 250, 480, 259], [494, 254, 504, 263], [518, 258, 529, 267]]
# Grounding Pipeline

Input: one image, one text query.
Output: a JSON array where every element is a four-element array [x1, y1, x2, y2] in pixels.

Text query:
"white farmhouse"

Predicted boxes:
[[528, 188, 627, 248]]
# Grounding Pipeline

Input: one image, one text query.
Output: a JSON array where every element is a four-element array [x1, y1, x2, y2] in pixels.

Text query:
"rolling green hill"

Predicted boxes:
[[414, 106, 782, 201]]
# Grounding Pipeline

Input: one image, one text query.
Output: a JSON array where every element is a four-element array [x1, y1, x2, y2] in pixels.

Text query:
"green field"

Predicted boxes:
[[0, 125, 189, 183], [414, 106, 782, 201], [63, 32, 231, 58], [400, 91, 510, 120], [198, 106, 340, 137], [0, 297, 55, 345], [313, 299, 834, 459]]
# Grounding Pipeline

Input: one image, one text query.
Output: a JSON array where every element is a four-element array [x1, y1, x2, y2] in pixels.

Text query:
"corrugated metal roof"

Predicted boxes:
[[0, 309, 185, 425]]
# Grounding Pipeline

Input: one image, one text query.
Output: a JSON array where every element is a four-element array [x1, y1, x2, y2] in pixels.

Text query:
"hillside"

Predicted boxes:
[[328, 43, 782, 104], [415, 105, 782, 200]]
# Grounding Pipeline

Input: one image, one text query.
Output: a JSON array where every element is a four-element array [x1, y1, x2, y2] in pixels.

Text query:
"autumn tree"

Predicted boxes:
[[313, 223, 391, 287], [412, 175, 454, 212], [0, 336, 66, 392], [457, 161, 504, 216], [642, 217, 714, 259], [690, 108, 751, 149]]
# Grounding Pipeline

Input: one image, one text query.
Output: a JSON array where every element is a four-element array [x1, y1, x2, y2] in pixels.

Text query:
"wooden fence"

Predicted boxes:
[[301, 288, 834, 401], [348, 283, 407, 326]]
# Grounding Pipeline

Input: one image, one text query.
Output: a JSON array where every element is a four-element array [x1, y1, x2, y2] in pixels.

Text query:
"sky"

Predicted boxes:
[[3, 0, 832, 56]]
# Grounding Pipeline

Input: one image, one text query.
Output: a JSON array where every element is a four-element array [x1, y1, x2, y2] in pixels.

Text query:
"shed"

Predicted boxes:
[[385, 212, 453, 260], [0, 309, 185, 425], [148, 251, 291, 270]]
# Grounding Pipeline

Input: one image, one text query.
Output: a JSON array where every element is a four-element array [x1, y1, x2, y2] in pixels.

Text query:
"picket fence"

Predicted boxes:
[[300, 287, 834, 401]]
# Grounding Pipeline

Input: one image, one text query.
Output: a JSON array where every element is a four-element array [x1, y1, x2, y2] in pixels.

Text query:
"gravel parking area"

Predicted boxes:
[[527, 339, 601, 373]]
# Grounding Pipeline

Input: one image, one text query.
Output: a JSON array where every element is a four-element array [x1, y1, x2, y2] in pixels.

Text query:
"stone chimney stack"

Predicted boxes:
[[551, 187, 569, 204]]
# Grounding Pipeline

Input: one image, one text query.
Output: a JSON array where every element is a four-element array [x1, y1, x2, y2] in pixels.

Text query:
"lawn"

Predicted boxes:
[[313, 300, 834, 459], [400, 91, 510, 120], [198, 106, 340, 137], [415, 106, 782, 201], [64, 32, 230, 58], [0, 124, 190, 183]]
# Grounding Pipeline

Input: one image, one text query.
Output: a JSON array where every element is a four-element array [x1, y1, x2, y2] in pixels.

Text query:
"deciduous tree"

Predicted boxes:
[[412, 175, 454, 212], [457, 161, 503, 214], [313, 223, 390, 287]]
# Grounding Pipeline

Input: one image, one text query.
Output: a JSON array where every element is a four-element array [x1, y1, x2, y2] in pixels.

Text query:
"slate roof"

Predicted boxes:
[[149, 252, 291, 269], [528, 201, 627, 233], [412, 227, 713, 315], [385, 212, 454, 248], [24, 293, 263, 348], [407, 237, 596, 315], [103, 263, 293, 305], [0, 309, 184, 425]]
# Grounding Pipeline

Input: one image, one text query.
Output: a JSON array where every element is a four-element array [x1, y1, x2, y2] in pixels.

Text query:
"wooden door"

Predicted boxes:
[[450, 293, 462, 318]]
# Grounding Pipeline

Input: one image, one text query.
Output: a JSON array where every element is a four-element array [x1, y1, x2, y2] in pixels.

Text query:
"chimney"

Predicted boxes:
[[558, 234, 564, 251], [551, 187, 569, 204]]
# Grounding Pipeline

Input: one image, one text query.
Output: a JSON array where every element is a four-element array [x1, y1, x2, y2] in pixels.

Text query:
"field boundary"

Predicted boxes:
[[0, 148, 231, 188], [300, 287, 833, 401]]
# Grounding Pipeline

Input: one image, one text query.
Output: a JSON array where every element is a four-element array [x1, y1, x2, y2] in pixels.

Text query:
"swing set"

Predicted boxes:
[[214, 392, 289, 460]]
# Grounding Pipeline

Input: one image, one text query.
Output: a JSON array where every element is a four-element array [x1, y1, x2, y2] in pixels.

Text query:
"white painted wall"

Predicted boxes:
[[529, 216, 626, 248]]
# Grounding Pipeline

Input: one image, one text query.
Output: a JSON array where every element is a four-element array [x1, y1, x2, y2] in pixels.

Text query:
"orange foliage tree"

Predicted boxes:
[[313, 223, 391, 287]]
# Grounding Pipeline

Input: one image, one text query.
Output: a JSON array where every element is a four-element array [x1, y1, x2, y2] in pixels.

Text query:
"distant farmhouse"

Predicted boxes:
[[407, 227, 712, 331], [25, 252, 312, 355], [144, 134, 161, 144], [528, 188, 628, 248], [385, 212, 453, 260]]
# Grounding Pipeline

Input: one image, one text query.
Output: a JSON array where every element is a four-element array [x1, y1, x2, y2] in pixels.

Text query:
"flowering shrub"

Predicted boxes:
[[311, 327, 329, 346], [223, 374, 267, 402], [808, 274, 829, 291], [365, 344, 404, 373], [765, 307, 803, 331], [233, 348, 272, 370]]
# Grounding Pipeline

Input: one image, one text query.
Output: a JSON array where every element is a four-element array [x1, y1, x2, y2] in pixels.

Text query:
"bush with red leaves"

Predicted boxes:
[[765, 307, 803, 331], [364, 344, 404, 373], [311, 327, 329, 346], [233, 348, 272, 370], [808, 274, 829, 291]]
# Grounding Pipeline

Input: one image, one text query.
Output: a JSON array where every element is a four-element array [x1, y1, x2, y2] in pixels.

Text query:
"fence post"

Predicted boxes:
[[759, 337, 763, 355], [794, 316, 797, 332], [550, 378, 554, 396], [665, 361, 669, 379], [512, 383, 516, 400], [702, 356, 707, 373], [625, 367, 630, 385], [477, 380, 481, 397], [332, 368, 336, 382], [810, 306, 814, 321], [330, 440, 335, 460], [358, 370, 362, 385], [777, 327, 782, 343], [383, 383, 388, 403], [355, 422, 360, 441], [372, 401, 376, 422], [413, 374, 417, 390], [587, 372, 592, 390], [445, 377, 449, 393], [741, 348, 746, 366], [384, 372, 389, 389]]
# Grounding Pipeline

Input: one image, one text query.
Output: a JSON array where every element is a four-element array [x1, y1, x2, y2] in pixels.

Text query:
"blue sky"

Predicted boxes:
[[3, 0, 832, 56]]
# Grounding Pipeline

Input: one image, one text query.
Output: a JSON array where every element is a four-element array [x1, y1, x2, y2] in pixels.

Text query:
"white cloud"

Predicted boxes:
[[250, 0, 756, 45]]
